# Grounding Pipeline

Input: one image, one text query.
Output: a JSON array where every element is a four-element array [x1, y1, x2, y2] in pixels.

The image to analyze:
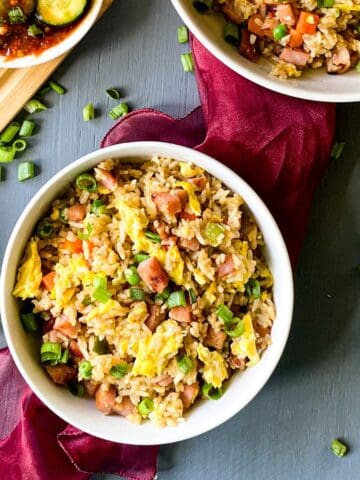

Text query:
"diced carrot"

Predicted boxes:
[[67, 204, 86, 222], [54, 315, 79, 339], [296, 11, 319, 35], [289, 28, 303, 48], [137, 257, 169, 293], [248, 14, 266, 37], [42, 271, 56, 291], [169, 305, 193, 323], [60, 239, 83, 254]]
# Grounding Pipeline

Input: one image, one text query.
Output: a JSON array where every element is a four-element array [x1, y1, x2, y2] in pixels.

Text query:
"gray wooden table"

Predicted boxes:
[[1, 1, 360, 479]]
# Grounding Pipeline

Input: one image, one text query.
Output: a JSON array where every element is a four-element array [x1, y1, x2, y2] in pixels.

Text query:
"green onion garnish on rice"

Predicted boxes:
[[93, 287, 112, 303], [124, 266, 141, 286], [245, 278, 261, 299], [78, 223, 93, 241], [110, 362, 129, 378], [204, 222, 224, 246], [144, 231, 161, 243], [188, 288, 197, 304], [93, 337, 110, 355], [167, 290, 186, 309], [91, 199, 107, 215], [201, 383, 223, 400], [21, 312, 38, 332], [331, 439, 348, 457], [134, 252, 150, 264], [216, 304, 233, 324], [59, 349, 69, 364], [138, 398, 154, 416], [177, 355, 194, 374], [155, 287, 171, 303], [36, 221, 54, 239], [75, 173, 97, 192], [41, 342, 62, 363], [0, 121, 20, 143], [224, 318, 244, 338], [130, 287, 146, 301], [79, 360, 92, 379]]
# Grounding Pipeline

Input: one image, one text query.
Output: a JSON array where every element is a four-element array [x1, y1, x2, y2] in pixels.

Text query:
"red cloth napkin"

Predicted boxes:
[[0, 35, 335, 479]]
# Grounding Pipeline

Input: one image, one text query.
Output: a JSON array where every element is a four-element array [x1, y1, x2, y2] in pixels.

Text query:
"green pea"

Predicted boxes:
[[273, 24, 287, 41]]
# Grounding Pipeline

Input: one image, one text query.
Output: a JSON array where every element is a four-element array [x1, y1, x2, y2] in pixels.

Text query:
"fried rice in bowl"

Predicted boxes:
[[0, 142, 293, 444]]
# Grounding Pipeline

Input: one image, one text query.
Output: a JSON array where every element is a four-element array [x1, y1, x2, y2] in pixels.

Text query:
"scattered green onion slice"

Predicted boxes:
[[108, 102, 129, 120], [18, 161, 35, 182], [19, 120, 35, 137], [223, 23, 239, 45], [130, 287, 146, 301], [37, 221, 53, 239], [0, 146, 15, 163], [60, 348, 69, 364], [177, 25, 189, 44], [106, 88, 121, 99], [83, 103, 95, 121], [78, 223, 93, 241], [134, 252, 150, 264], [69, 382, 85, 396], [331, 439, 348, 457], [245, 279, 261, 299], [216, 304, 233, 324], [93, 286, 112, 303], [138, 398, 154, 416], [188, 288, 197, 304], [93, 337, 110, 355], [144, 230, 161, 243], [110, 362, 129, 378], [155, 287, 171, 302], [75, 173, 97, 192], [12, 138, 27, 152], [224, 318, 244, 338], [0, 166, 4, 182], [181, 52, 194, 72], [21, 312, 38, 332], [0, 121, 20, 143], [273, 24, 287, 41], [41, 342, 62, 363], [91, 199, 107, 215], [24, 99, 47, 114], [168, 290, 186, 309], [204, 222, 225, 246], [177, 355, 194, 374], [202, 383, 223, 400], [124, 266, 141, 286], [48, 80, 66, 95], [8, 6, 26, 24], [79, 360, 92, 379], [93, 276, 107, 289], [317, 0, 334, 6], [330, 141, 345, 160], [39, 85, 51, 95], [193, 0, 214, 13], [28, 24, 43, 37]]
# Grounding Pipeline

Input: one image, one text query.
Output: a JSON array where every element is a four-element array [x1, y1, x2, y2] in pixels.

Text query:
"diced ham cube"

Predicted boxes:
[[84, 380, 99, 397], [217, 255, 235, 278], [204, 327, 227, 350], [145, 304, 165, 332], [45, 365, 77, 385], [69, 340, 83, 359], [113, 396, 135, 417], [279, 48, 310, 66], [230, 355, 247, 370], [94, 168, 117, 191], [95, 384, 116, 415], [180, 382, 199, 410], [277, 4, 295, 26], [67, 204, 86, 222], [157, 375, 173, 387], [189, 175, 207, 189], [137, 257, 169, 293], [169, 305, 193, 323], [178, 237, 200, 252], [151, 192, 182, 216]]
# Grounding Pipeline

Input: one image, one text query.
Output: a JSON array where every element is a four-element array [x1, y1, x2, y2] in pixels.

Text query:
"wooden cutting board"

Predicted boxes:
[[0, 0, 113, 131]]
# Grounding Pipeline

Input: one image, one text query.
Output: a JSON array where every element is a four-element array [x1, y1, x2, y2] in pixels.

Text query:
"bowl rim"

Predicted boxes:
[[171, 0, 360, 103], [0, 0, 103, 69], [0, 141, 294, 444]]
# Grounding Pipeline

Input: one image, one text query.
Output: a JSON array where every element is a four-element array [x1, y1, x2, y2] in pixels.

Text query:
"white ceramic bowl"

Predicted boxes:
[[0, 0, 103, 68], [171, 0, 359, 102], [0, 142, 293, 445]]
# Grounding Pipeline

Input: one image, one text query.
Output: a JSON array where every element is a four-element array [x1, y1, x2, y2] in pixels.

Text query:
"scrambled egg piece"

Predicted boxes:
[[175, 182, 201, 216], [231, 314, 259, 367], [132, 320, 183, 377], [127, 301, 148, 323], [87, 299, 128, 322], [197, 344, 228, 388], [116, 200, 149, 251], [13, 239, 42, 299], [179, 162, 204, 178], [164, 245, 184, 285], [54, 255, 93, 308]]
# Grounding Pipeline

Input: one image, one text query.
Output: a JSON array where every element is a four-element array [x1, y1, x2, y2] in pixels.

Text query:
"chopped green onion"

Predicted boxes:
[[144, 231, 161, 243], [48, 80, 66, 95], [224, 318, 244, 338], [177, 25, 189, 44], [8, 6, 26, 24], [177, 355, 194, 374], [19, 120, 35, 137], [124, 266, 141, 286], [0, 121, 20, 143], [12, 138, 27, 152], [28, 23, 43, 37], [39, 85, 51, 95], [135, 252, 150, 264], [130, 287, 146, 301], [223, 23, 239, 46], [91, 199, 107, 215], [245, 279, 261, 299], [69, 382, 85, 396], [93, 287, 112, 303], [317, 0, 334, 6], [36, 221, 53, 239], [330, 142, 345, 160], [216, 304, 233, 324], [181, 52, 194, 72], [168, 290, 186, 309], [18, 161, 35, 182], [21, 312, 38, 332], [331, 439, 348, 457], [93, 337, 110, 355], [78, 223, 93, 241], [75, 173, 97, 192], [138, 398, 154, 416], [193, 0, 213, 13], [93, 276, 107, 289], [273, 24, 287, 41], [83, 103, 95, 121], [41, 342, 62, 363], [106, 88, 121, 99], [79, 360, 92, 379], [60, 349, 69, 364], [155, 287, 171, 302], [0, 146, 15, 163], [356, 61, 360, 73], [0, 166, 4, 182], [24, 99, 47, 114], [188, 288, 197, 304], [108, 102, 129, 120], [202, 383, 223, 400], [110, 362, 129, 378], [204, 223, 225, 246]]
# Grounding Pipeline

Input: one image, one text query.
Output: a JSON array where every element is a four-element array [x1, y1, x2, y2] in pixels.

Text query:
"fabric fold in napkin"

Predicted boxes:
[[0, 35, 335, 479]]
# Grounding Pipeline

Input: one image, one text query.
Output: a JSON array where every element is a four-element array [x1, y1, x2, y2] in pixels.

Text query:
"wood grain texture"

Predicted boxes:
[[0, 2, 360, 480], [0, 0, 113, 131]]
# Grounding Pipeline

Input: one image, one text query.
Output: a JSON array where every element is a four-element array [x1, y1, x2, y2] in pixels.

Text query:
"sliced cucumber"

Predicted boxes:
[[36, 0, 88, 27]]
